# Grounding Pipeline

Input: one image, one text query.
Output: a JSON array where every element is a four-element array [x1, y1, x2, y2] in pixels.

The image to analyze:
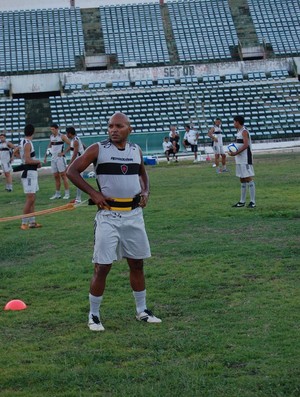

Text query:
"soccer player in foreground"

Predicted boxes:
[[67, 112, 161, 331]]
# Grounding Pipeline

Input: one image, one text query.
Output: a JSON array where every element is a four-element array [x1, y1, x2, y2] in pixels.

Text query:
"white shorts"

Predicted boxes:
[[0, 159, 12, 173], [236, 164, 255, 178], [93, 207, 151, 264], [51, 157, 67, 173], [21, 170, 39, 193], [213, 144, 225, 155]]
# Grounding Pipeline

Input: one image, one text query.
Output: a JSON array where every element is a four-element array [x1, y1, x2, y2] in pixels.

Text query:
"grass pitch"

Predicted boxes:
[[0, 153, 299, 397]]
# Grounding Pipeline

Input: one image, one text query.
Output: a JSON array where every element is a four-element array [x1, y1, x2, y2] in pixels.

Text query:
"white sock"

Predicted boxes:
[[133, 289, 146, 314], [240, 183, 247, 203], [248, 181, 256, 203], [89, 293, 103, 318], [76, 188, 82, 201], [64, 189, 70, 196]]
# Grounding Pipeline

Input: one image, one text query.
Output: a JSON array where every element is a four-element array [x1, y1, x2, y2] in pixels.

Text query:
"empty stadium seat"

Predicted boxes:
[[0, 7, 84, 73]]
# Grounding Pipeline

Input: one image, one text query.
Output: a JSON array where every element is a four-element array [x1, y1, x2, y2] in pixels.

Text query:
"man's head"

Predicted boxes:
[[0, 132, 6, 142], [233, 115, 245, 128], [214, 118, 222, 126], [164, 136, 169, 142], [50, 123, 59, 135], [108, 112, 132, 147], [185, 124, 191, 131], [24, 124, 35, 137], [66, 126, 76, 139]]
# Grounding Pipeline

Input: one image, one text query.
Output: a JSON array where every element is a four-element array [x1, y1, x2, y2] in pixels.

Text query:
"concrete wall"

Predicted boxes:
[[0, 0, 159, 12], [0, 57, 295, 93]]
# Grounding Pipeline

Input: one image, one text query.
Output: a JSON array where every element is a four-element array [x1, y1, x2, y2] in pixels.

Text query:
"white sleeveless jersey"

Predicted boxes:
[[235, 127, 253, 165], [212, 125, 223, 146], [19, 138, 36, 164], [70, 136, 84, 157], [0, 140, 11, 163], [50, 133, 65, 160], [94, 139, 142, 198]]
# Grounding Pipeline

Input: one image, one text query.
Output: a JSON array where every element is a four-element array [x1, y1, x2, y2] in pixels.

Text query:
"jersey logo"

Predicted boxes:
[[121, 164, 128, 174]]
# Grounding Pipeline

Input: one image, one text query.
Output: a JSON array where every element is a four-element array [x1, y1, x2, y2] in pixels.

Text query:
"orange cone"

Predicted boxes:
[[4, 299, 27, 311]]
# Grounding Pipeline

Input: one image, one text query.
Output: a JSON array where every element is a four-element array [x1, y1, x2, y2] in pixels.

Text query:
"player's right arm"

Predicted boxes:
[[208, 127, 217, 141], [43, 141, 52, 163], [66, 143, 111, 208]]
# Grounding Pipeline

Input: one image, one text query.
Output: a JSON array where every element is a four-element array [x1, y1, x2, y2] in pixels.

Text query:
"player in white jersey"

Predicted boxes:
[[17, 124, 42, 229], [43, 124, 70, 200], [228, 115, 256, 208], [207, 118, 228, 173], [0, 132, 15, 191], [184, 124, 199, 162], [162, 136, 175, 163], [67, 112, 161, 331], [66, 126, 85, 203]]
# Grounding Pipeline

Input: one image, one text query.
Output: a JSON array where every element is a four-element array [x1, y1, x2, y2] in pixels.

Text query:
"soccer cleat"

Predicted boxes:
[[88, 314, 105, 331], [136, 309, 162, 323], [247, 202, 256, 209], [232, 202, 245, 207], [29, 223, 42, 228], [222, 169, 229, 172], [75, 199, 81, 204], [63, 194, 70, 200], [50, 194, 61, 199], [20, 224, 29, 230]]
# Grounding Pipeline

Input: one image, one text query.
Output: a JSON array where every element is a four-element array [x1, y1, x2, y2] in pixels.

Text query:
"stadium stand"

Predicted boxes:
[[0, 98, 26, 141], [100, 3, 170, 66], [168, 0, 239, 62], [0, 0, 299, 152], [248, 0, 300, 56], [49, 75, 300, 143], [0, 7, 84, 73]]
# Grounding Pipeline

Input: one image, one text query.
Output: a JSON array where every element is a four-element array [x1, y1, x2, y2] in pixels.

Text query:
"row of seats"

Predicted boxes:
[[0, 1, 299, 74], [168, 0, 238, 62], [248, 0, 300, 55], [0, 8, 84, 73], [0, 98, 26, 134], [100, 3, 169, 66], [49, 78, 300, 140], [65, 69, 291, 94]]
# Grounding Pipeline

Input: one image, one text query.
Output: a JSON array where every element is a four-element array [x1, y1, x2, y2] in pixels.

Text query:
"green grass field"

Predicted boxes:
[[0, 153, 299, 397]]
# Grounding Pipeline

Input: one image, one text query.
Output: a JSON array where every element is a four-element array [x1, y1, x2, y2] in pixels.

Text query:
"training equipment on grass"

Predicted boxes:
[[227, 143, 238, 153], [0, 202, 76, 223], [4, 299, 27, 311]]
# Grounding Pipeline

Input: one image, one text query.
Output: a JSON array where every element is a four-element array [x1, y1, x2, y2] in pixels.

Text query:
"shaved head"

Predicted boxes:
[[109, 112, 131, 126]]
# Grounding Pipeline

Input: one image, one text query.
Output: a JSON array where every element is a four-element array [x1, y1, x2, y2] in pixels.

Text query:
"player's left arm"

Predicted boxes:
[[138, 149, 150, 208], [229, 129, 249, 156], [7, 141, 15, 162], [60, 134, 71, 157], [24, 143, 41, 167], [68, 140, 79, 165]]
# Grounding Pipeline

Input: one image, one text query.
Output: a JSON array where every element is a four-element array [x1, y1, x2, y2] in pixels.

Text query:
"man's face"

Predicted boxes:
[[108, 113, 132, 145], [215, 120, 221, 127], [51, 127, 58, 136], [0, 134, 5, 142], [233, 120, 240, 129]]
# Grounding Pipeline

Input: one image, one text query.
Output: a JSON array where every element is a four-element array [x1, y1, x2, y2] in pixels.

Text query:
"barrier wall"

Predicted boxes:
[[32, 131, 212, 159]]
